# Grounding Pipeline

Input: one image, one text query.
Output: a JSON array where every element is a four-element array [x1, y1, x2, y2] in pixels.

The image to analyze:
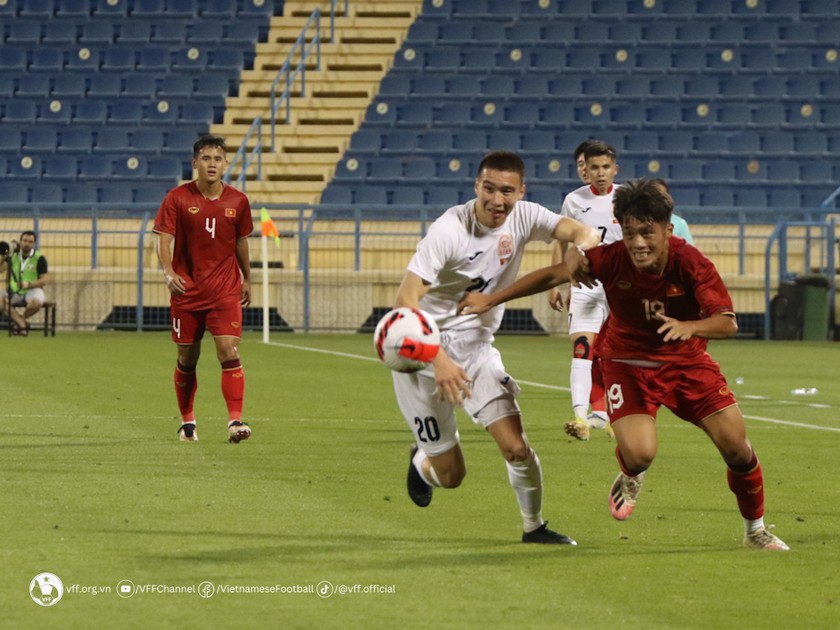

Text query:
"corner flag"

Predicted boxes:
[[260, 208, 281, 245]]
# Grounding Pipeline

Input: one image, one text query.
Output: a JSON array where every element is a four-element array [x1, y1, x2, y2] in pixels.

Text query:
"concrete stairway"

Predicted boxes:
[[212, 0, 423, 205]]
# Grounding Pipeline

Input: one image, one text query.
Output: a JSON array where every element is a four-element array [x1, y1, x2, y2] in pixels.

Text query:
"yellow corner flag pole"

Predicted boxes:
[[259, 208, 280, 343]]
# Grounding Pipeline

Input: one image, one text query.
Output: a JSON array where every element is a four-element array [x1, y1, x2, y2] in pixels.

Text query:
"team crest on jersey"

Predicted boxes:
[[188, 206, 200, 214], [225, 208, 237, 218], [497, 233, 513, 265], [666, 283, 685, 297], [231, 321, 240, 328], [617, 280, 632, 290]]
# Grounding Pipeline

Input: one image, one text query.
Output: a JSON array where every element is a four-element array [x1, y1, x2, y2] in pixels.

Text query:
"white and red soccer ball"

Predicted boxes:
[[373, 307, 441, 373]]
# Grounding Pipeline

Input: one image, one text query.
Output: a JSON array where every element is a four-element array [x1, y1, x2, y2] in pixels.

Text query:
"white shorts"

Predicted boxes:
[[3, 288, 45, 307], [391, 329, 521, 456], [567, 283, 608, 336]]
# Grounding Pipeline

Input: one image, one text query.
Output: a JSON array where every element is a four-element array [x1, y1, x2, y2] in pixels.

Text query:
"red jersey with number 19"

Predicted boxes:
[[154, 181, 253, 311], [588, 237, 734, 363]]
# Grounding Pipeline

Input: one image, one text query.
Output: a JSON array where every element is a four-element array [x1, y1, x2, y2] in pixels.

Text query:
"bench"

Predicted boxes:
[[5, 301, 56, 337]]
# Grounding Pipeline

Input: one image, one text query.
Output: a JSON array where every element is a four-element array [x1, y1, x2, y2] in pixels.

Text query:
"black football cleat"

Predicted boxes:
[[407, 445, 433, 507], [522, 522, 577, 545]]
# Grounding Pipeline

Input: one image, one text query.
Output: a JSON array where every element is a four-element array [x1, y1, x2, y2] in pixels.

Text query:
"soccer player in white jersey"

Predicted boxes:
[[555, 141, 623, 441], [390, 151, 600, 544]]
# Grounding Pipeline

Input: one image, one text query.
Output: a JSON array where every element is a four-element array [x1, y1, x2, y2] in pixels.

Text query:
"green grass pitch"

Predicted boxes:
[[2, 332, 838, 628]]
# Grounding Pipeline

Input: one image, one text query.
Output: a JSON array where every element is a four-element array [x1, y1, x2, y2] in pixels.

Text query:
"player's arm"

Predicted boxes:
[[458, 262, 573, 317], [236, 236, 251, 306], [655, 312, 738, 341], [155, 231, 186, 295], [394, 272, 472, 406], [552, 216, 601, 251], [547, 241, 569, 312]]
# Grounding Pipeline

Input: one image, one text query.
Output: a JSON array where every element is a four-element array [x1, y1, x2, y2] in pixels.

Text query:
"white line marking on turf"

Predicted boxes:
[[265, 341, 838, 432]]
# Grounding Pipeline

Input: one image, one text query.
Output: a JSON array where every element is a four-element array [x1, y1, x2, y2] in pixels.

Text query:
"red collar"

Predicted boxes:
[[590, 184, 614, 196]]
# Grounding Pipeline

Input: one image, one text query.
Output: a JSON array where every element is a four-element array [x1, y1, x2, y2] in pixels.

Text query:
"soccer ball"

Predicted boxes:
[[373, 307, 441, 373]]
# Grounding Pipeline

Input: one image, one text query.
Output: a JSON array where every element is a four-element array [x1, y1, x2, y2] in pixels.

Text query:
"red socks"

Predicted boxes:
[[174, 362, 197, 423], [727, 451, 765, 520], [220, 358, 245, 422]]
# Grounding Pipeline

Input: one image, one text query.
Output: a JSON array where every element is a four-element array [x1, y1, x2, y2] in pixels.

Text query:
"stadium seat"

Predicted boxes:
[[148, 157, 183, 180], [417, 129, 452, 153], [729, 131, 761, 153], [768, 188, 802, 207], [176, 102, 213, 125], [78, 156, 113, 179], [752, 76, 786, 99], [124, 74, 159, 98], [795, 132, 827, 153], [56, 0, 90, 17], [201, 0, 235, 18], [94, 0, 128, 15], [145, 101, 179, 125], [188, 21, 224, 45], [117, 20, 153, 44], [15, 74, 50, 99], [379, 74, 412, 96], [521, 130, 555, 153], [766, 159, 801, 182], [22, 128, 58, 153], [487, 130, 522, 151], [80, 21, 115, 45], [702, 187, 734, 206], [102, 48, 137, 73], [41, 157, 77, 180], [57, 128, 93, 153], [425, 185, 461, 208], [735, 188, 768, 207], [130, 128, 166, 154], [367, 157, 402, 183], [113, 156, 148, 179], [391, 186, 425, 205], [402, 158, 437, 179], [19, 0, 54, 18], [445, 74, 482, 96], [194, 75, 229, 98], [165, 0, 197, 18], [0, 48, 27, 73], [354, 186, 388, 205], [406, 21, 438, 45], [9, 155, 43, 179], [761, 131, 795, 154], [93, 128, 131, 153], [52, 74, 86, 98], [152, 21, 187, 44], [349, 129, 382, 154], [87, 74, 122, 98], [99, 183, 135, 204], [7, 21, 42, 45], [452, 130, 487, 152], [65, 182, 99, 204], [382, 129, 419, 153], [0, 128, 21, 153], [31, 183, 66, 205], [0, 75, 14, 99], [172, 47, 208, 72], [29, 48, 64, 73], [0, 182, 31, 203], [503, 102, 542, 129], [320, 186, 353, 205], [66, 46, 101, 72], [435, 157, 473, 180], [799, 162, 833, 183], [137, 47, 171, 73], [3, 100, 38, 124], [108, 101, 143, 124]]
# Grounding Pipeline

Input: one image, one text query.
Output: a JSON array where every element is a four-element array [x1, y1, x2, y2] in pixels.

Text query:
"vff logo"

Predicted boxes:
[[29, 572, 64, 607]]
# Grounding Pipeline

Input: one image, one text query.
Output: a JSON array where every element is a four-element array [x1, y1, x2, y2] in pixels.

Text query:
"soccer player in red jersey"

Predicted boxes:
[[153, 135, 254, 444], [457, 178, 788, 550]]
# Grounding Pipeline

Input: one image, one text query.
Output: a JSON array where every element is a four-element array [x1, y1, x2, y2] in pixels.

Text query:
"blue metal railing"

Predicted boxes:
[[224, 117, 263, 191]]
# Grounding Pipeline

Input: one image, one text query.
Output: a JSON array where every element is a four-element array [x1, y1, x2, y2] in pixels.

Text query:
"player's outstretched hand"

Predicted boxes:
[[456, 292, 494, 317], [655, 313, 695, 341], [548, 286, 565, 312]]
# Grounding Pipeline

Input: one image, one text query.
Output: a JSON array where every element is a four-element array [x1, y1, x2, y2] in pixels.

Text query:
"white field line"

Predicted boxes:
[[265, 341, 840, 433]]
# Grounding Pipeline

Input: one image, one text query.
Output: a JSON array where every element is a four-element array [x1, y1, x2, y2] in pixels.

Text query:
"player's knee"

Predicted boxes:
[[436, 467, 465, 488], [572, 336, 591, 360], [500, 440, 530, 464]]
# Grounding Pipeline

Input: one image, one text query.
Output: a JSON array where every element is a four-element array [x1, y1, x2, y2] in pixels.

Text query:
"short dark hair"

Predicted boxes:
[[193, 134, 227, 158], [19, 229, 36, 241], [574, 139, 599, 160], [476, 151, 525, 181], [613, 178, 674, 226], [583, 140, 617, 162]]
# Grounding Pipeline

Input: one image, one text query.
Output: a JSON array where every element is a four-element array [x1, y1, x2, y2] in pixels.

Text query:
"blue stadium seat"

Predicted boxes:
[[80, 21, 114, 45], [506, 21, 541, 43], [532, 48, 567, 71], [624, 130, 658, 153], [113, 156, 149, 179], [129, 128, 166, 153], [88, 74, 122, 98], [367, 157, 402, 182], [717, 104, 751, 127], [146, 101, 180, 124], [78, 156, 113, 179], [406, 21, 438, 44], [487, 130, 522, 151], [728, 131, 761, 153], [521, 130, 555, 153], [137, 47, 171, 73], [29, 48, 64, 73], [795, 132, 827, 153], [433, 102, 471, 126], [480, 75, 515, 98], [765, 159, 801, 182], [0, 75, 14, 99], [768, 188, 802, 207], [320, 186, 353, 205], [93, 128, 131, 153], [0, 182, 31, 203], [582, 75, 619, 98], [702, 187, 734, 206], [435, 157, 473, 180], [194, 75, 229, 98], [131, 0, 164, 16], [740, 50, 777, 72], [735, 188, 768, 207], [439, 20, 476, 42], [777, 48, 813, 71], [780, 22, 816, 43], [649, 76, 684, 98], [124, 74, 159, 97], [207, 49, 243, 72], [718, 75, 753, 98], [445, 74, 482, 96], [15, 74, 50, 98], [188, 21, 224, 45], [7, 21, 42, 44], [658, 130, 693, 153], [752, 76, 786, 99], [108, 101, 143, 124], [354, 186, 388, 205], [402, 158, 437, 179], [52, 74, 86, 98], [10, 155, 43, 179], [19, 0, 54, 18], [734, 160, 766, 182], [165, 0, 197, 18], [201, 0, 236, 18], [761, 131, 795, 153], [786, 76, 821, 98], [391, 186, 425, 205], [57, 128, 93, 153], [349, 129, 382, 153], [382, 129, 419, 153], [117, 20, 153, 44], [676, 22, 711, 44], [65, 182, 99, 204], [425, 185, 461, 208], [411, 75, 447, 97], [172, 47, 208, 72], [73, 100, 107, 123], [3, 100, 38, 124], [94, 0, 128, 15], [31, 183, 66, 205], [0, 128, 21, 152], [417, 129, 452, 153], [41, 157, 77, 180], [799, 162, 833, 183], [428, 47, 465, 71], [238, 0, 273, 17], [751, 103, 786, 127], [452, 130, 486, 152], [576, 22, 610, 43], [538, 102, 575, 128], [152, 21, 187, 44], [57, 0, 90, 17], [0, 48, 27, 73], [503, 102, 541, 128], [644, 22, 678, 43], [99, 183, 135, 204], [22, 128, 58, 153], [744, 22, 780, 42], [379, 74, 412, 96], [148, 157, 183, 180], [102, 48, 137, 72], [134, 183, 170, 204], [66, 46, 101, 72]]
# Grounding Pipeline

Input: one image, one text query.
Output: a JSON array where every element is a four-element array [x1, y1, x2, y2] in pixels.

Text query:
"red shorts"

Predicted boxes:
[[600, 354, 737, 425], [169, 300, 243, 344]]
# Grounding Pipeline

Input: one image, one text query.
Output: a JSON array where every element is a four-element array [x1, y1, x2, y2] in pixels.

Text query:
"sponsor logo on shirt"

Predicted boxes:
[[497, 233, 513, 265], [188, 206, 200, 214], [666, 283, 685, 297], [225, 208, 237, 218], [617, 280, 632, 290]]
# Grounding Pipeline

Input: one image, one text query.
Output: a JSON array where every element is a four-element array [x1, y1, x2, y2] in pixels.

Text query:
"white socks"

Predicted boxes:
[[570, 358, 593, 421], [412, 446, 441, 487], [506, 448, 544, 532]]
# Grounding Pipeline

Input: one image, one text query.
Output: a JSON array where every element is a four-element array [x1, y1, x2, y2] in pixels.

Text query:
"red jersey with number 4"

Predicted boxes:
[[154, 181, 253, 310], [588, 237, 734, 363]]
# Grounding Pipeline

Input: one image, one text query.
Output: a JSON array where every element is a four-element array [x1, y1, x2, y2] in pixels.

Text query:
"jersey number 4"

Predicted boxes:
[[205, 217, 216, 239]]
